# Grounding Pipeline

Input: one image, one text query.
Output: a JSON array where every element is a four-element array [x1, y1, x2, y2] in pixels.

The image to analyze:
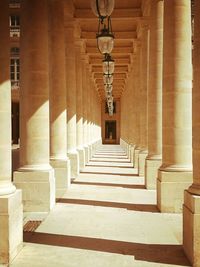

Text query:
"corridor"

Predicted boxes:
[[11, 145, 190, 267]]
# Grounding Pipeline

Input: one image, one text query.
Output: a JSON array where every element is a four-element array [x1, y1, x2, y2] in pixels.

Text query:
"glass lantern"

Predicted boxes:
[[103, 74, 113, 85], [103, 54, 114, 74], [91, 0, 115, 19]]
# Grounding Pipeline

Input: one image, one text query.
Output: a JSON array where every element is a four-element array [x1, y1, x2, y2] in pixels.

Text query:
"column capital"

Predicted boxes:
[[137, 18, 150, 39]]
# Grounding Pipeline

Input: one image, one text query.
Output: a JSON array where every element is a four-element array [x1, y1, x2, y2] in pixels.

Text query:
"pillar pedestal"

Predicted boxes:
[[50, 159, 70, 198], [14, 168, 55, 212], [183, 190, 200, 265], [145, 156, 161, 189], [77, 147, 85, 171], [139, 150, 148, 177], [68, 151, 79, 179], [84, 145, 90, 164], [0, 190, 23, 265], [130, 144, 135, 165], [157, 168, 192, 212], [134, 147, 140, 170]]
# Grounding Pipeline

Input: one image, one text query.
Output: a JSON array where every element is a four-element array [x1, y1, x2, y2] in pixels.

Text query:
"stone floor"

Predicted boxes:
[[11, 145, 191, 267]]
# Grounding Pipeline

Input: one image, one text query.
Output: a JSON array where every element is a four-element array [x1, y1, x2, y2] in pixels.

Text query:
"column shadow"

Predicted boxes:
[[72, 181, 146, 189], [56, 198, 159, 213], [23, 232, 191, 266]]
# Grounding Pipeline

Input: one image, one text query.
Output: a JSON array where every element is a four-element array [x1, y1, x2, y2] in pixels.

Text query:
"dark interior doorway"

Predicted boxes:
[[105, 120, 116, 143]]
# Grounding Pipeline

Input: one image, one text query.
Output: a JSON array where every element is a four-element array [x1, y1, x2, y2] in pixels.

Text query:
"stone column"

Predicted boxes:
[[157, 0, 192, 213], [87, 77, 93, 159], [65, 17, 79, 178], [76, 39, 85, 171], [0, 1, 23, 264], [14, 0, 55, 212], [183, 1, 200, 264], [128, 64, 136, 164], [138, 24, 149, 176], [82, 59, 89, 163], [49, 0, 70, 197], [145, 0, 163, 189], [133, 42, 141, 170]]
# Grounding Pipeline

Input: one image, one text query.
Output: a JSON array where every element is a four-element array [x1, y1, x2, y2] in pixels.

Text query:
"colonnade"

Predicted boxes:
[[0, 0, 101, 264], [121, 0, 200, 265]]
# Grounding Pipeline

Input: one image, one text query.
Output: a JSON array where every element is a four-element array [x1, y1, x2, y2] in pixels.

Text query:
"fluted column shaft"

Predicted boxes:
[[50, 0, 67, 161], [0, 1, 22, 264], [183, 1, 200, 265], [49, 0, 70, 195], [145, 0, 163, 189], [157, 0, 192, 212], [133, 43, 142, 169], [139, 25, 149, 151], [19, 1, 51, 170], [76, 41, 85, 170], [66, 24, 77, 153], [83, 61, 89, 162], [137, 24, 149, 176], [65, 15, 79, 178]]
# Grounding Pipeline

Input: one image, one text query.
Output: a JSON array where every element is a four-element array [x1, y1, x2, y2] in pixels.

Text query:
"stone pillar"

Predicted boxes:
[[157, 0, 192, 213], [133, 42, 141, 170], [49, 0, 70, 197], [145, 0, 163, 189], [76, 39, 85, 171], [138, 24, 149, 177], [128, 64, 136, 164], [14, 0, 55, 212], [183, 1, 200, 264], [87, 77, 92, 160], [65, 17, 79, 179], [82, 57, 89, 163], [0, 1, 23, 264]]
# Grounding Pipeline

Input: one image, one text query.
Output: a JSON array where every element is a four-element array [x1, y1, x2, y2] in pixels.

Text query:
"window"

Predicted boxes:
[[10, 47, 20, 88], [10, 15, 20, 27], [10, 15, 20, 37]]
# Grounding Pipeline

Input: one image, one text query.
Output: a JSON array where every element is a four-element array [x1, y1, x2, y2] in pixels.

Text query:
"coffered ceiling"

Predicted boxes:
[[72, 0, 148, 100]]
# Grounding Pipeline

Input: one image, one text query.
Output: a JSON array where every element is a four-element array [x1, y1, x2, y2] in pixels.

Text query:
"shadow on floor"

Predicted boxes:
[[80, 171, 139, 177], [23, 232, 191, 266], [90, 159, 131, 163], [56, 198, 159, 213], [86, 164, 134, 169], [72, 181, 146, 189]]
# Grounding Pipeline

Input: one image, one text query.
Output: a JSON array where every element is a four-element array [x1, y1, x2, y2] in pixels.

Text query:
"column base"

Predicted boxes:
[[13, 168, 55, 212], [84, 145, 89, 163], [88, 144, 93, 160], [0, 190, 23, 265], [50, 158, 71, 198], [68, 151, 79, 179], [77, 147, 85, 171], [183, 190, 200, 266], [145, 157, 162, 189], [130, 145, 135, 165], [138, 150, 148, 177], [157, 169, 192, 213], [134, 147, 140, 170]]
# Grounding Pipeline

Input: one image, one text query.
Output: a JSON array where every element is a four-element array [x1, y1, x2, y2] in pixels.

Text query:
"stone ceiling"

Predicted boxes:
[[72, 0, 149, 100]]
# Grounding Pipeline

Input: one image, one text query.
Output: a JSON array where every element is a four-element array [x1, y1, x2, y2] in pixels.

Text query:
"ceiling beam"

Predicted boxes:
[[92, 65, 129, 73], [93, 73, 127, 79], [89, 57, 131, 65], [81, 31, 137, 40], [87, 46, 133, 55], [75, 8, 142, 19]]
